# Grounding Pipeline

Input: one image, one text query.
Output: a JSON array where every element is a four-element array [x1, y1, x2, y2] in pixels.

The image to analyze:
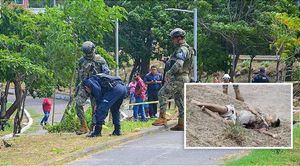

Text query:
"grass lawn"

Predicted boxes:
[[294, 112, 300, 122], [226, 125, 300, 165], [0, 119, 157, 165], [23, 108, 43, 134]]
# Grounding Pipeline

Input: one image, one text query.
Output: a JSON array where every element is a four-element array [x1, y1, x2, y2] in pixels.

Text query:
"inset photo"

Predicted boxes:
[[184, 83, 292, 149]]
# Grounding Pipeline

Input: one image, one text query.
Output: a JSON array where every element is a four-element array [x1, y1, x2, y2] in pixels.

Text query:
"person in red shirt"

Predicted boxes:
[[40, 97, 52, 126]]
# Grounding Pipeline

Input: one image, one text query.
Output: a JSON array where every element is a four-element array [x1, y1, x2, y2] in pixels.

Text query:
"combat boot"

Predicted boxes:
[[170, 118, 184, 131], [111, 124, 121, 136], [152, 112, 167, 126], [76, 121, 90, 135], [222, 86, 228, 94], [234, 88, 244, 102], [87, 125, 102, 137]]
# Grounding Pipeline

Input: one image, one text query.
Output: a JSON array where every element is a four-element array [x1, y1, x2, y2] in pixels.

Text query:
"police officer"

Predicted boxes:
[[83, 74, 127, 137], [152, 28, 193, 131], [75, 41, 110, 135], [252, 67, 270, 83]]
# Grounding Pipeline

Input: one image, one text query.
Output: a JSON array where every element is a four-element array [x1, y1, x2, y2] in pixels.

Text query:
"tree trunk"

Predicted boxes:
[[140, 56, 150, 78], [248, 55, 255, 82], [0, 81, 10, 119], [276, 55, 280, 82], [12, 80, 23, 136], [229, 54, 240, 82], [285, 57, 294, 82], [5, 80, 22, 119], [128, 59, 140, 83]]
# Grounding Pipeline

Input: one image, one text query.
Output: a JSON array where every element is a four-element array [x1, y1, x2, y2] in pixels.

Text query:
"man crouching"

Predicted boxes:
[[83, 74, 127, 137]]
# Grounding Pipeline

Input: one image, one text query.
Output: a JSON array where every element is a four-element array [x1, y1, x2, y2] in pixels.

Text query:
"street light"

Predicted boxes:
[[165, 8, 198, 82], [115, 19, 119, 77]]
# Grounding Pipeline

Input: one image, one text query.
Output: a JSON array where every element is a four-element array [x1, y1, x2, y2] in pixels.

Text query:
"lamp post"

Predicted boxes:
[[115, 19, 119, 77], [165, 8, 198, 82]]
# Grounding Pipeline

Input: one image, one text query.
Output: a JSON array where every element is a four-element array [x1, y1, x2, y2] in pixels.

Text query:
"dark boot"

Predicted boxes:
[[87, 125, 102, 137], [111, 124, 121, 136], [170, 118, 184, 131]]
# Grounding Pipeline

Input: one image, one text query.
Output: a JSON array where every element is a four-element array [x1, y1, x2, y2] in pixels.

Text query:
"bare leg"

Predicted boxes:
[[191, 100, 228, 114]]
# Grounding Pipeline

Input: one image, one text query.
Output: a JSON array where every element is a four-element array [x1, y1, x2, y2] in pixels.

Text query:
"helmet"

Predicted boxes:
[[223, 74, 231, 80], [169, 28, 186, 38], [82, 41, 95, 54]]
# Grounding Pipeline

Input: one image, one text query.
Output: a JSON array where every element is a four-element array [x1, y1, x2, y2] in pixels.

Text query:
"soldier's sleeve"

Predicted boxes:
[[166, 47, 189, 76], [95, 55, 110, 75]]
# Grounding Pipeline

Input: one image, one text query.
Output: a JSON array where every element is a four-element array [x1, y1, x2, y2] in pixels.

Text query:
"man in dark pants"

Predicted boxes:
[[83, 74, 127, 137], [144, 65, 163, 118]]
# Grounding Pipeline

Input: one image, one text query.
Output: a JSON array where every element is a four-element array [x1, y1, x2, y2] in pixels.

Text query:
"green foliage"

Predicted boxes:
[[241, 60, 251, 69], [260, 61, 271, 68], [46, 103, 80, 133], [293, 67, 300, 81], [96, 47, 117, 68]]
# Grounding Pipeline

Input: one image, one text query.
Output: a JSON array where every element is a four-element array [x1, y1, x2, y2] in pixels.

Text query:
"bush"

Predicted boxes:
[[241, 60, 251, 68], [261, 61, 271, 68], [45, 102, 92, 133], [293, 67, 300, 81]]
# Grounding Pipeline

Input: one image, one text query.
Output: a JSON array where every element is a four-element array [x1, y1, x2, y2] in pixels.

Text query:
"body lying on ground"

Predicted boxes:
[[191, 100, 281, 138]]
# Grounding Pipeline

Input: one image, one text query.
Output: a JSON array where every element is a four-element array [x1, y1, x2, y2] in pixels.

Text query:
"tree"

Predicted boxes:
[[0, 5, 54, 133], [0, 1, 127, 131], [270, 13, 300, 81]]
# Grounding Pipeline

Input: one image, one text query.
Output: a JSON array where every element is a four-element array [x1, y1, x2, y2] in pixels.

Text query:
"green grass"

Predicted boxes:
[[23, 109, 43, 133], [294, 113, 300, 121], [226, 125, 300, 165]]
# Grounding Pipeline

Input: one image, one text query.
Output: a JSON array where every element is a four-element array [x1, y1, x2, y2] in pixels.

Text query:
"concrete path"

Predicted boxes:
[[7, 92, 68, 135], [68, 130, 239, 165]]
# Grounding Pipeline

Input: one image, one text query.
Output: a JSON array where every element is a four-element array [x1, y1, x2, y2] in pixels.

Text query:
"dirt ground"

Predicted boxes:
[[186, 84, 292, 148]]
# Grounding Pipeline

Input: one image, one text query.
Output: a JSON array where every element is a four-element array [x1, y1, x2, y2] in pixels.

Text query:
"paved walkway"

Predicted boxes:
[[7, 93, 68, 135], [68, 130, 239, 165]]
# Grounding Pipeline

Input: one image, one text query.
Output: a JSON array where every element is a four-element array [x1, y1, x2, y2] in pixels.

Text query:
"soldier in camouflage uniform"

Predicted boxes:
[[152, 28, 193, 131], [75, 41, 110, 135]]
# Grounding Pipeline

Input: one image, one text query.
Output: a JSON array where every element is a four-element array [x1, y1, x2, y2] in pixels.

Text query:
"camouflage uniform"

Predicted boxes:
[[75, 41, 110, 134], [153, 28, 193, 130]]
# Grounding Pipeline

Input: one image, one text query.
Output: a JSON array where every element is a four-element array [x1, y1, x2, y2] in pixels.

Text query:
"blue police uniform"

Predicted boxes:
[[83, 75, 127, 137]]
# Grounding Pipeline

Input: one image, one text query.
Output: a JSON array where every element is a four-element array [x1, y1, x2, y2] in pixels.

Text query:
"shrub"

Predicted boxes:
[[261, 61, 271, 68], [45, 102, 92, 133], [241, 60, 251, 68], [293, 67, 300, 81]]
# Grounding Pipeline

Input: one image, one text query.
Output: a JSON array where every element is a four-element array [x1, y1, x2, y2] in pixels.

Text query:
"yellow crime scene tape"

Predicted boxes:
[[128, 101, 159, 106], [127, 99, 174, 106]]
